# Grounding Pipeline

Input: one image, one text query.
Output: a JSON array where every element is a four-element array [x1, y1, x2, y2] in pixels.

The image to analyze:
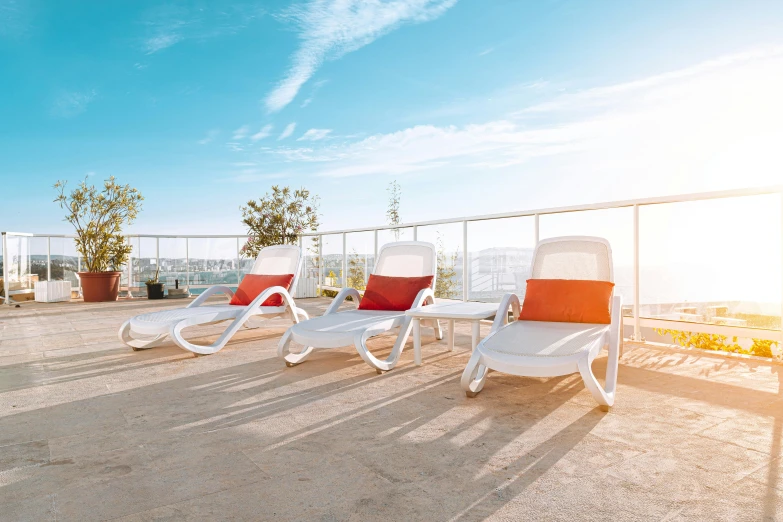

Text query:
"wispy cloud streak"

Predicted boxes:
[[265, 0, 457, 112], [278, 122, 297, 140], [251, 124, 273, 141], [298, 128, 332, 141], [140, 3, 264, 54]]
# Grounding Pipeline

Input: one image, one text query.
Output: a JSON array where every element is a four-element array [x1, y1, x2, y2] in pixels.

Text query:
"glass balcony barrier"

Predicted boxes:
[[3, 186, 782, 358]]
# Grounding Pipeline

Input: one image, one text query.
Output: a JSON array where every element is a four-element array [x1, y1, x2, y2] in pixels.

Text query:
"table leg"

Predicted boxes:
[[447, 319, 455, 351], [471, 321, 480, 352], [413, 318, 422, 366]]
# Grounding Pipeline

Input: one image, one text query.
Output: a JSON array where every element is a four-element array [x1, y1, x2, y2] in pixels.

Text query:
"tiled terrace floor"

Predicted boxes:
[[0, 297, 782, 521]]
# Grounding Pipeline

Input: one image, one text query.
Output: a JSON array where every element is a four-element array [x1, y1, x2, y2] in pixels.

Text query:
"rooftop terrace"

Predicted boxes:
[[1, 296, 781, 520]]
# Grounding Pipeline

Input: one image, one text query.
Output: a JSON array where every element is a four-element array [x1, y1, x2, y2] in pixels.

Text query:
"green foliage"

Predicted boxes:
[[240, 186, 320, 258], [54, 177, 143, 273], [655, 329, 780, 358], [435, 234, 459, 299], [146, 267, 160, 285], [347, 249, 366, 290], [386, 180, 401, 241]]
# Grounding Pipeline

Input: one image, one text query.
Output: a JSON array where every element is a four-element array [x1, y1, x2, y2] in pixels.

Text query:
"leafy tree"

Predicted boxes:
[[54, 177, 143, 272], [240, 186, 320, 258], [347, 249, 367, 290], [435, 233, 459, 299], [387, 180, 401, 241]]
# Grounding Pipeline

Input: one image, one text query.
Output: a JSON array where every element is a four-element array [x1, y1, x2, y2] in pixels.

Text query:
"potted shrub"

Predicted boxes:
[[145, 268, 165, 299], [55, 177, 143, 302]]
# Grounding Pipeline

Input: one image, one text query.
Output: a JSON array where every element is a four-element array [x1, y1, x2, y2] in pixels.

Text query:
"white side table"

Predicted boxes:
[[406, 302, 500, 365]]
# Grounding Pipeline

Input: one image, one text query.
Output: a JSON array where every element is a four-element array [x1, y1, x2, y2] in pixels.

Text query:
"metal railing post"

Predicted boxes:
[[534, 213, 540, 244], [318, 235, 323, 294], [185, 238, 190, 288], [780, 191, 783, 348], [236, 237, 241, 285], [374, 230, 378, 273], [46, 236, 51, 281], [633, 204, 641, 341], [2, 233, 9, 306], [342, 232, 347, 288], [462, 221, 468, 302], [126, 237, 134, 298], [413, 225, 418, 241]]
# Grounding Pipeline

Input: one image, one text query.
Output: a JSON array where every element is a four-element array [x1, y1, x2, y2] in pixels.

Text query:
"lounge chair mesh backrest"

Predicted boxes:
[[531, 238, 613, 283], [374, 242, 436, 283], [248, 245, 302, 297]]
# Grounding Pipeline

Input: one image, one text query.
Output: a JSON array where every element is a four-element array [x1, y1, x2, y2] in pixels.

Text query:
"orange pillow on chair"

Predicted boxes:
[[519, 279, 614, 324], [230, 274, 295, 307], [358, 274, 434, 311]]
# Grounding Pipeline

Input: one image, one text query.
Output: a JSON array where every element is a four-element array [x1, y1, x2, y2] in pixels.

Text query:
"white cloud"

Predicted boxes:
[[278, 122, 297, 140], [140, 3, 264, 54], [264, 0, 457, 112], [144, 33, 183, 54], [233, 125, 250, 140], [51, 89, 97, 118], [297, 128, 332, 141], [251, 124, 273, 141], [262, 46, 783, 195], [198, 129, 220, 145]]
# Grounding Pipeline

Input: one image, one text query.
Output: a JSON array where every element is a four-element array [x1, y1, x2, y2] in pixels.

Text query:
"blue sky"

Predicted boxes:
[[1, 0, 783, 235]]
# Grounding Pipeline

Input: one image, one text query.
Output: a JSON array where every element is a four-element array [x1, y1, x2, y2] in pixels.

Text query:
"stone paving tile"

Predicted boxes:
[[0, 297, 781, 521]]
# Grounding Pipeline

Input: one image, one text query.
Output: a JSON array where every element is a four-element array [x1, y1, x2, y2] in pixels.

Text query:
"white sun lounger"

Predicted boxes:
[[461, 236, 622, 410], [119, 245, 308, 356], [278, 241, 442, 373]]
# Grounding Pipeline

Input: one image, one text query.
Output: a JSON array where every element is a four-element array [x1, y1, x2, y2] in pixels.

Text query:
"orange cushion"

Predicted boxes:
[[519, 279, 614, 324], [229, 273, 295, 307], [358, 274, 434, 311]]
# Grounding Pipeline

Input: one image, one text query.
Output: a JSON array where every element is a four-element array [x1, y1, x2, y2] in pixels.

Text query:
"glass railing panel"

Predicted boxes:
[[28, 236, 48, 283], [539, 207, 635, 317], [639, 194, 781, 351], [345, 231, 374, 290], [187, 238, 240, 293], [158, 238, 188, 289], [416, 223, 463, 299], [466, 217, 536, 302], [238, 237, 256, 278], [2, 234, 33, 295], [301, 235, 321, 281], [136, 237, 158, 295], [127, 236, 141, 290], [49, 237, 79, 288], [377, 226, 413, 251], [321, 234, 343, 288]]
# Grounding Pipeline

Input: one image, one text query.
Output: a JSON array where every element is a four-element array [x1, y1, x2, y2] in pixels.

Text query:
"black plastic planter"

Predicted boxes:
[[146, 282, 165, 300]]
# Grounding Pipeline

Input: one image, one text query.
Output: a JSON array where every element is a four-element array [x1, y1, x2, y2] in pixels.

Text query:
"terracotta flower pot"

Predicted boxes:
[[78, 271, 122, 302]]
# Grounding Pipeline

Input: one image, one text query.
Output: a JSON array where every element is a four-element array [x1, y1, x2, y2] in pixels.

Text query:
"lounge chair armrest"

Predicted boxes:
[[246, 286, 295, 309], [325, 287, 362, 315], [411, 287, 436, 309], [187, 285, 235, 308], [491, 293, 520, 333], [609, 295, 623, 353]]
